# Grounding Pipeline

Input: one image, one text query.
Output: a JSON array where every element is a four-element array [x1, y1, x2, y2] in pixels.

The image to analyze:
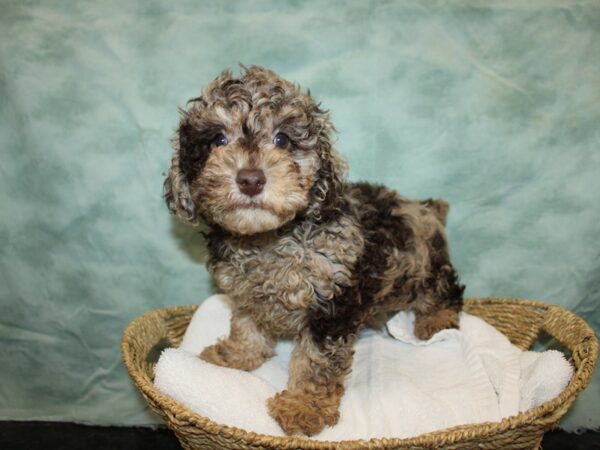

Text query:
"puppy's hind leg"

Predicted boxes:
[[200, 311, 275, 371], [414, 306, 460, 341], [267, 330, 355, 436], [413, 264, 464, 341]]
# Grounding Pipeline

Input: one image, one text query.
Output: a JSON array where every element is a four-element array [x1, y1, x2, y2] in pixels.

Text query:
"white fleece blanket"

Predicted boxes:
[[153, 295, 573, 440]]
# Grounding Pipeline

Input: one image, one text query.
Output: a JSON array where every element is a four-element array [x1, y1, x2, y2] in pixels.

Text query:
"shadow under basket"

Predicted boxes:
[[122, 298, 598, 450]]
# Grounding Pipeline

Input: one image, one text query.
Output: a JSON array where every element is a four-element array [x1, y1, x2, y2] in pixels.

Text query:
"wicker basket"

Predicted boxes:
[[122, 298, 598, 450]]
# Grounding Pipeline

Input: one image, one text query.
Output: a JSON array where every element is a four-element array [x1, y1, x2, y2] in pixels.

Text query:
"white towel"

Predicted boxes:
[[153, 295, 573, 440]]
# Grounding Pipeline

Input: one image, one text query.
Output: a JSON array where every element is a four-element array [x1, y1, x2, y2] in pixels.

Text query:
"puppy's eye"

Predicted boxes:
[[212, 134, 228, 148], [273, 133, 290, 149]]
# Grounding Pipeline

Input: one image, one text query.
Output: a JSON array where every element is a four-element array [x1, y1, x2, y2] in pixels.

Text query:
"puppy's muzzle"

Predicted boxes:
[[236, 168, 266, 197]]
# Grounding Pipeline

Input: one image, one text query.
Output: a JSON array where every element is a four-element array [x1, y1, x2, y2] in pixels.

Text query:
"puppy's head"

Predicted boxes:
[[164, 66, 347, 235]]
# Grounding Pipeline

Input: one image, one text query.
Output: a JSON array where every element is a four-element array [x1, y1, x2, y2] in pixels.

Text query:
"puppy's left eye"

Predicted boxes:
[[212, 134, 228, 148], [273, 133, 290, 149]]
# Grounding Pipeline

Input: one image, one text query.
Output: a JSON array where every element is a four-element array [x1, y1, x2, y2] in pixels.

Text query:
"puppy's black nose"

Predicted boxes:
[[236, 168, 266, 197]]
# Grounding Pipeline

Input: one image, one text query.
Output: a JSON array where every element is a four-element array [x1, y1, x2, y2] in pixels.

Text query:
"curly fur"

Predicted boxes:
[[164, 66, 465, 436]]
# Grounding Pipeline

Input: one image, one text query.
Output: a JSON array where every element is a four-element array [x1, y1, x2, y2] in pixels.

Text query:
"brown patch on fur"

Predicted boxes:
[[414, 308, 460, 341]]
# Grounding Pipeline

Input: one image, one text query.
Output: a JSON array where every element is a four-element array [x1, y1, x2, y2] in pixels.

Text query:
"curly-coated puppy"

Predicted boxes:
[[164, 66, 464, 436]]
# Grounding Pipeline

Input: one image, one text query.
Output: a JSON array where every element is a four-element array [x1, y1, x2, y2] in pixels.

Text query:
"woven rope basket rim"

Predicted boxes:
[[122, 298, 598, 450]]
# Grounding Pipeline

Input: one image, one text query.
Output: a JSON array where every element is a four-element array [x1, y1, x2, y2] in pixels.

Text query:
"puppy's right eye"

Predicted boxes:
[[273, 133, 290, 149], [211, 134, 228, 148]]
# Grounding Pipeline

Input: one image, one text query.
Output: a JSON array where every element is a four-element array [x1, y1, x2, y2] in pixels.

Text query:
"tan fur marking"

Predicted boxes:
[[199, 312, 275, 371], [368, 197, 449, 306], [267, 389, 341, 436], [414, 308, 460, 341]]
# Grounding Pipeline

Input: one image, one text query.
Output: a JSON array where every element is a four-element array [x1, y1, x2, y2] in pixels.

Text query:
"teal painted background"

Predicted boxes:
[[1, 0, 598, 430]]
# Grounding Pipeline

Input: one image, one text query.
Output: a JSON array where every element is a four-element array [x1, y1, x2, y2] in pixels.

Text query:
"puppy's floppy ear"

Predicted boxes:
[[163, 124, 200, 225], [306, 105, 348, 221]]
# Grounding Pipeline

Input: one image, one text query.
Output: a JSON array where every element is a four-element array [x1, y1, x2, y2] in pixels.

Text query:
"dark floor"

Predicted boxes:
[[0, 421, 599, 449]]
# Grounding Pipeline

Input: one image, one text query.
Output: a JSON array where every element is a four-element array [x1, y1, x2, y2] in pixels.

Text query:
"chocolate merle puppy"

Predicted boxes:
[[164, 66, 464, 436]]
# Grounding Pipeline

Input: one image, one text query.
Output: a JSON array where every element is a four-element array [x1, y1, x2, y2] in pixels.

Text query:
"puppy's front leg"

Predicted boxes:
[[267, 330, 355, 436], [200, 311, 276, 371]]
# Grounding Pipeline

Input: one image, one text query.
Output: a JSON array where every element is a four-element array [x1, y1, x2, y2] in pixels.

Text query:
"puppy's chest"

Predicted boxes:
[[208, 222, 362, 335]]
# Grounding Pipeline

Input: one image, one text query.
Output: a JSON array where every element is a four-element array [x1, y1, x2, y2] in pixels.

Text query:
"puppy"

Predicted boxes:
[[164, 66, 464, 436]]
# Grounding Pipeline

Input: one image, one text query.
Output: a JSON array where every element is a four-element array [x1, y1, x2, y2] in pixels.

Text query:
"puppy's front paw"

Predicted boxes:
[[199, 343, 230, 366], [267, 389, 339, 436], [199, 341, 264, 371], [414, 308, 459, 341]]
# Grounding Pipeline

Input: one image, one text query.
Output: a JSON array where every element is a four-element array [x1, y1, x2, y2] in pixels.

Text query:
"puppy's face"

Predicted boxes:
[[165, 67, 347, 235]]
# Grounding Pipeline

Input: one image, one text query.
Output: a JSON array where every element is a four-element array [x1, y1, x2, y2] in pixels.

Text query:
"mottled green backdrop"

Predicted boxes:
[[1, 0, 598, 430]]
